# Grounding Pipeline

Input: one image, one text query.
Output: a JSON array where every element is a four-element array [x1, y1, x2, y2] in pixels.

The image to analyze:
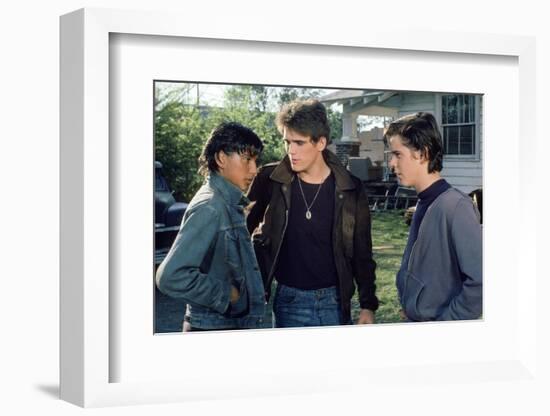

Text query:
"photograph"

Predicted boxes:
[[153, 81, 484, 333]]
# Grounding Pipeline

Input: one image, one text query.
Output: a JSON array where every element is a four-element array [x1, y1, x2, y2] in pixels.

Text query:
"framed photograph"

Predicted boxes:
[[60, 7, 537, 408], [151, 80, 483, 334]]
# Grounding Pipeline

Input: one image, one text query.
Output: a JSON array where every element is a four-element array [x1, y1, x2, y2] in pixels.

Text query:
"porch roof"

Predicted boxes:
[[319, 89, 397, 106]]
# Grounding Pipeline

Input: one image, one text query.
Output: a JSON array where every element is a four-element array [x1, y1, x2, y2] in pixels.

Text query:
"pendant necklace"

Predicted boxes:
[[297, 175, 323, 220]]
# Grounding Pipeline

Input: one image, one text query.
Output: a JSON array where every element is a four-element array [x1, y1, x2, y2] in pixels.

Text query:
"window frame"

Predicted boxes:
[[436, 93, 482, 161]]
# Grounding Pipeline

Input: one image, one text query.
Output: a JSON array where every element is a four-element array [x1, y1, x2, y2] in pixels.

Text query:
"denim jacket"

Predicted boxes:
[[156, 173, 265, 329]]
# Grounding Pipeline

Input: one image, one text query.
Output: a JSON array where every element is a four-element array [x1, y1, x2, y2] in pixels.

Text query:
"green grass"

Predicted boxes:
[[350, 210, 409, 324]]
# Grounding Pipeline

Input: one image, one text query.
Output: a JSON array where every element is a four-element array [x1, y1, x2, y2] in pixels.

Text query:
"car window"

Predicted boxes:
[[155, 171, 170, 192]]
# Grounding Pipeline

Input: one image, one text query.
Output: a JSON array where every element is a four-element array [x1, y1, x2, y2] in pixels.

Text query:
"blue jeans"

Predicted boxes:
[[273, 283, 347, 328]]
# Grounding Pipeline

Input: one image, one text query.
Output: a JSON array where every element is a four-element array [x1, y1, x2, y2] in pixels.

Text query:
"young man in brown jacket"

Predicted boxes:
[[247, 99, 378, 328]]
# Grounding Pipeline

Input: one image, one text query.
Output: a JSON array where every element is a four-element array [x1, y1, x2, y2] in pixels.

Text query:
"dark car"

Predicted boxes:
[[155, 161, 188, 265]]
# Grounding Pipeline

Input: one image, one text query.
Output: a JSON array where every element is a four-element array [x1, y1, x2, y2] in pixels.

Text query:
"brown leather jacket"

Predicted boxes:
[[246, 150, 378, 322]]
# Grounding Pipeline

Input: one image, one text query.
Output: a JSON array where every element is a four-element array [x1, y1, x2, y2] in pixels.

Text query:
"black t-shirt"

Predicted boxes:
[[275, 173, 339, 290]]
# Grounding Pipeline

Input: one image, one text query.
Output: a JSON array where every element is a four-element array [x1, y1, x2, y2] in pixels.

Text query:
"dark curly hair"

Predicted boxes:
[[198, 122, 263, 176], [383, 111, 443, 173]]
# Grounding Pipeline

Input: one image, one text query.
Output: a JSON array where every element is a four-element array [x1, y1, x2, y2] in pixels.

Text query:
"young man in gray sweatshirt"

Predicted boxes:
[[385, 112, 482, 322]]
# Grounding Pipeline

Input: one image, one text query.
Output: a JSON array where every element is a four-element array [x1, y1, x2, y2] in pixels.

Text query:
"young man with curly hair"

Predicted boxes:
[[156, 122, 266, 331]]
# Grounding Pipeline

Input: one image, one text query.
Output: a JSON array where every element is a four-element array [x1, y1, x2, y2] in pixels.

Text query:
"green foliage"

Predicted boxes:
[[327, 107, 343, 143], [217, 85, 285, 166], [155, 103, 208, 202], [276, 86, 321, 106], [155, 83, 342, 201]]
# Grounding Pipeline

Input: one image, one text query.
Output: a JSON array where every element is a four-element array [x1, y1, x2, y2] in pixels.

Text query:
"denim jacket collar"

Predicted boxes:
[[208, 172, 249, 206]]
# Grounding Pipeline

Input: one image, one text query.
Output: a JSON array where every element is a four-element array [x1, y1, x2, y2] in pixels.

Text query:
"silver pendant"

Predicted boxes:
[[306, 210, 312, 220]]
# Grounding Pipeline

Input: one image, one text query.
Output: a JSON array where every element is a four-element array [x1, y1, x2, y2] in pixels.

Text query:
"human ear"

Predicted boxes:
[[410, 148, 421, 161], [317, 136, 327, 151], [215, 151, 227, 170], [419, 147, 430, 164]]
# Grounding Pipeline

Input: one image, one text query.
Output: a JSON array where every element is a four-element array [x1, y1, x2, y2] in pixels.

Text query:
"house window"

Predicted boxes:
[[441, 94, 476, 156]]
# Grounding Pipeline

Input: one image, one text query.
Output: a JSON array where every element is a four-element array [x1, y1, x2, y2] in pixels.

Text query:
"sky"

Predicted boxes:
[[155, 81, 394, 131], [155, 81, 343, 112]]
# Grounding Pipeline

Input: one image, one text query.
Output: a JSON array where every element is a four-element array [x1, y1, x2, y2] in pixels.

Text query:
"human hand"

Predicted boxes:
[[356, 309, 375, 324], [230, 285, 240, 304]]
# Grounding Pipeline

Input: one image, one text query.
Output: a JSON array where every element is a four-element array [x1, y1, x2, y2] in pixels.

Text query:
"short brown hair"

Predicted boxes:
[[383, 112, 443, 173], [275, 99, 331, 144]]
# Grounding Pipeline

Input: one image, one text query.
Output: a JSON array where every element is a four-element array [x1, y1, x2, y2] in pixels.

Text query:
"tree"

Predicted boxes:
[[276, 87, 322, 106], [216, 85, 285, 164], [327, 106, 343, 143], [155, 102, 210, 201], [154, 83, 342, 200]]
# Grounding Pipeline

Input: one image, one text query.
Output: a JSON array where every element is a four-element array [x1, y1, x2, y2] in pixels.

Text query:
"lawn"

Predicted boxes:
[[350, 210, 409, 324]]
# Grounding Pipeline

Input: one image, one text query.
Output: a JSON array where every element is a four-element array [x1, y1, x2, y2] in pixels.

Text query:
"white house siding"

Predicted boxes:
[[332, 91, 483, 195], [439, 94, 483, 195], [396, 93, 483, 194], [397, 93, 436, 116], [441, 161, 483, 194]]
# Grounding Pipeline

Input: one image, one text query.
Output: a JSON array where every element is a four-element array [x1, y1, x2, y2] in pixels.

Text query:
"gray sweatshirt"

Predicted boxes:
[[396, 188, 482, 321]]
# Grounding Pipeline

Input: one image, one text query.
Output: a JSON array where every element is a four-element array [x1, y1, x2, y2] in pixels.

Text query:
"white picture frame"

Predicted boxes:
[[60, 7, 539, 408]]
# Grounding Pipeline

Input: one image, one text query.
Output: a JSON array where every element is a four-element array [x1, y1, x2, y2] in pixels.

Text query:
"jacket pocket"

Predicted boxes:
[[403, 271, 425, 321], [226, 279, 249, 318], [224, 229, 242, 272]]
